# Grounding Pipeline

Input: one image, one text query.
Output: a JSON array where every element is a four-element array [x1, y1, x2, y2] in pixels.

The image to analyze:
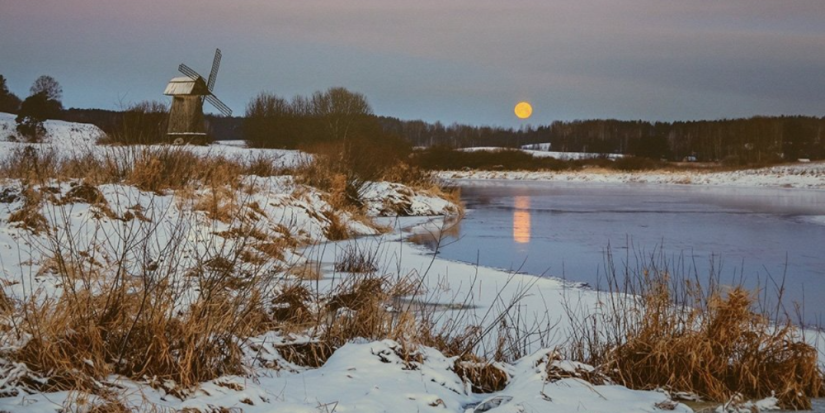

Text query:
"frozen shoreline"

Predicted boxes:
[[438, 162, 825, 190]]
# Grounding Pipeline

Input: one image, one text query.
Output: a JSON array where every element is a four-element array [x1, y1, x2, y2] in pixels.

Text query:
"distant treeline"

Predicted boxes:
[[379, 116, 825, 163], [57, 108, 825, 163]]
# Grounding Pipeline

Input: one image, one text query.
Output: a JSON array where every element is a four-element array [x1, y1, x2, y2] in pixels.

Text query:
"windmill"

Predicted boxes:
[[164, 48, 232, 141]]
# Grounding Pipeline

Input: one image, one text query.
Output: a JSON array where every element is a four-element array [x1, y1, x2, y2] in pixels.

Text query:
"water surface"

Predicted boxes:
[[434, 181, 825, 325]]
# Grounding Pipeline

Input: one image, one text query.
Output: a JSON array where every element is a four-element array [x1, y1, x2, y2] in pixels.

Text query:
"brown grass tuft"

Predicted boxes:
[[17, 278, 249, 391], [544, 352, 609, 385], [322, 209, 350, 241], [242, 153, 286, 177], [0, 288, 11, 314], [564, 261, 825, 409], [453, 356, 509, 393], [11, 190, 282, 395], [334, 243, 378, 273], [0, 146, 60, 183], [8, 186, 48, 234], [271, 284, 313, 325], [327, 277, 384, 314], [192, 186, 238, 223], [277, 342, 334, 368], [318, 276, 399, 349], [62, 182, 107, 205], [608, 285, 822, 409]]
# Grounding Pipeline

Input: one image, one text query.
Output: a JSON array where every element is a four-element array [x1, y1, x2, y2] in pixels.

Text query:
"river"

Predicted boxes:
[[433, 180, 825, 326]]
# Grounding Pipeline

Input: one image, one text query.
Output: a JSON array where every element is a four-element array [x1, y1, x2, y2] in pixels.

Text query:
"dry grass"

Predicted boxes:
[[271, 284, 313, 325], [611, 285, 821, 409], [124, 147, 244, 193], [0, 144, 446, 398], [4, 178, 291, 396], [0, 145, 272, 194], [16, 248, 265, 391], [380, 162, 433, 188], [563, 254, 825, 409], [321, 276, 392, 345], [453, 356, 509, 393], [62, 182, 107, 205], [8, 186, 48, 234], [334, 242, 378, 273], [0, 147, 60, 182], [192, 186, 240, 223], [544, 352, 609, 385], [277, 342, 335, 368], [295, 152, 362, 210], [242, 153, 290, 177], [295, 138, 418, 210], [322, 209, 350, 241], [60, 390, 135, 413], [0, 141, 522, 409]]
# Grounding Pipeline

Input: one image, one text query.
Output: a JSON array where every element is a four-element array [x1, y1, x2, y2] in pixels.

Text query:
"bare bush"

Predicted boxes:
[[104, 101, 169, 145], [296, 137, 411, 209]]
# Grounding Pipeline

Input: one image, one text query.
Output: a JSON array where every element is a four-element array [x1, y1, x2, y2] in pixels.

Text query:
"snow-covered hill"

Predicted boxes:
[[0, 112, 102, 147]]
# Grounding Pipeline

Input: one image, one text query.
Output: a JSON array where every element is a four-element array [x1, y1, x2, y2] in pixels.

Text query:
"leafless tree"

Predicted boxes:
[[311, 87, 372, 142], [30, 75, 63, 103]]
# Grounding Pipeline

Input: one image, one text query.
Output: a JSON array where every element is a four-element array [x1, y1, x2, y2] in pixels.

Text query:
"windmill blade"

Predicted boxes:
[[178, 63, 203, 81], [205, 94, 232, 117], [207, 48, 222, 92]]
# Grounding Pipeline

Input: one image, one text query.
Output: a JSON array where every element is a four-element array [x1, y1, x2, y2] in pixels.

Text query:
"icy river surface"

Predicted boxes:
[[434, 181, 825, 326]]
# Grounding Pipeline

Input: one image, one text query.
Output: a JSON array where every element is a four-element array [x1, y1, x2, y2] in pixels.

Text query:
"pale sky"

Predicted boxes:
[[2, 0, 825, 127]]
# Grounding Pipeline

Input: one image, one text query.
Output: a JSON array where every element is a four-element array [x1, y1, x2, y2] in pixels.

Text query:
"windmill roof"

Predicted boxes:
[[164, 77, 209, 96]]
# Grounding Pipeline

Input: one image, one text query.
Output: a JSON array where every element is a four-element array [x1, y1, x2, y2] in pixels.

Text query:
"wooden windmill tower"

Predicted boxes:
[[164, 48, 232, 141]]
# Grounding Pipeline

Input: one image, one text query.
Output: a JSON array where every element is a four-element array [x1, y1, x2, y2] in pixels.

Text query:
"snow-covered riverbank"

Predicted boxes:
[[439, 162, 825, 190], [0, 212, 697, 413], [0, 115, 704, 412]]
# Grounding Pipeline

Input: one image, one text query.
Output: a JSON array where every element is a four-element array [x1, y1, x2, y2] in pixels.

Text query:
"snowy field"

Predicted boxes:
[[440, 162, 825, 190], [0, 114, 820, 412], [460, 146, 624, 160]]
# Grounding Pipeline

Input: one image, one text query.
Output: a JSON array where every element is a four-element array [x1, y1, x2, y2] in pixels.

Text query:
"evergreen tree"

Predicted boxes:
[[0, 75, 22, 113], [15, 92, 62, 142]]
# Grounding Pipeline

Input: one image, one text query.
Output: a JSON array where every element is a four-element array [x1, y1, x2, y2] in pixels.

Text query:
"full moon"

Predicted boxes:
[[514, 101, 533, 119]]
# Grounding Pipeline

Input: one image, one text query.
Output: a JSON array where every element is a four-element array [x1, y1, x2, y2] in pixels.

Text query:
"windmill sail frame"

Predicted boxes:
[[173, 49, 232, 117], [164, 48, 232, 141]]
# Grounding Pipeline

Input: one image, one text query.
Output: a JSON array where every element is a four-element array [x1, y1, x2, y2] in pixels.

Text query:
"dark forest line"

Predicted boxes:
[[378, 116, 825, 164], [55, 108, 825, 164]]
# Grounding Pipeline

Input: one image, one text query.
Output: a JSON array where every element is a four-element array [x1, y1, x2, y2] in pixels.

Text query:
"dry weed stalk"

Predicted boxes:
[[333, 242, 378, 273]]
